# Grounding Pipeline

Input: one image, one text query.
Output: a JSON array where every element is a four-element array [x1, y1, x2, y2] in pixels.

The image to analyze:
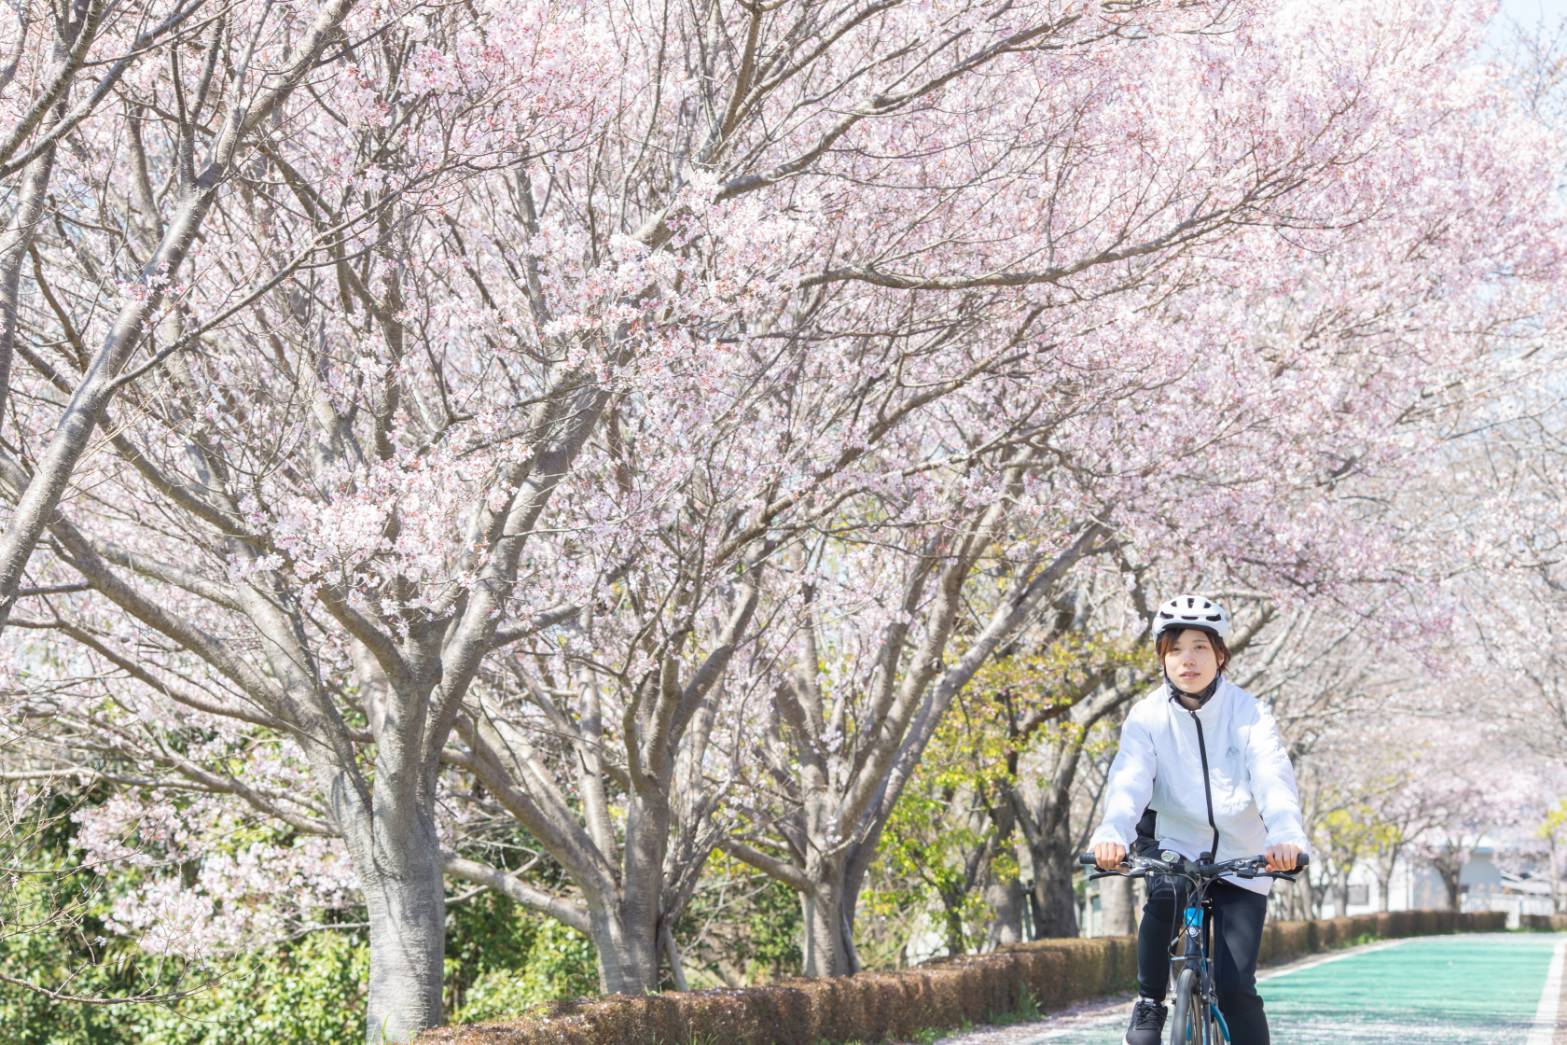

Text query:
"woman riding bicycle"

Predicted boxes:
[[1089, 595, 1308, 1045]]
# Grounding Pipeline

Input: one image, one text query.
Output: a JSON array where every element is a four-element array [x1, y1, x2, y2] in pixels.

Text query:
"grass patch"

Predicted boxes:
[[991, 987, 1043, 1026]]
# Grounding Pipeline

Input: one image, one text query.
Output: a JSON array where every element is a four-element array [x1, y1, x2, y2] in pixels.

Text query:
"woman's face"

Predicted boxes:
[[1164, 628, 1220, 692]]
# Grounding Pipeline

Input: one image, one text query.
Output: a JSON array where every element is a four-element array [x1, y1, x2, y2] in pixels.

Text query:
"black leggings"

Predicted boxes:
[[1137, 876, 1270, 1045]]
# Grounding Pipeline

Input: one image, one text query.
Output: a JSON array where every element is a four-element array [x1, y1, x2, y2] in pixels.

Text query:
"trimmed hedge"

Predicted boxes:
[[1522, 914, 1567, 931], [419, 911, 1506, 1044]]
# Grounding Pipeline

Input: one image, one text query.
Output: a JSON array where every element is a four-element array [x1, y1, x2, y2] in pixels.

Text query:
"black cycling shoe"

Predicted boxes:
[[1123, 997, 1168, 1045]]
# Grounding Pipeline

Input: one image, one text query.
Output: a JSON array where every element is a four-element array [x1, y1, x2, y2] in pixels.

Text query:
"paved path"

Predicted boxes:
[[933, 932, 1567, 1044]]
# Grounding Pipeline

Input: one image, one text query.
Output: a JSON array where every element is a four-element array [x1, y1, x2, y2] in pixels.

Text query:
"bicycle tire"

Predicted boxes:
[[1168, 968, 1201, 1045]]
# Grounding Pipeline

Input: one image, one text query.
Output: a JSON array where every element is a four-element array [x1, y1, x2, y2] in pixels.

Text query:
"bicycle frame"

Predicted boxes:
[[1170, 878, 1231, 1044], [1079, 849, 1307, 1045]]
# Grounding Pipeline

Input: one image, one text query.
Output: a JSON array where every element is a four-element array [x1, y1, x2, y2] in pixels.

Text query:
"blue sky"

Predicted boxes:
[[1495, 0, 1567, 37], [1487, 0, 1567, 63]]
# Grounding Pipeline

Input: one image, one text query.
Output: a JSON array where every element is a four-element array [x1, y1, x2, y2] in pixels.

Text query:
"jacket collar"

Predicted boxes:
[[1167, 673, 1226, 712]]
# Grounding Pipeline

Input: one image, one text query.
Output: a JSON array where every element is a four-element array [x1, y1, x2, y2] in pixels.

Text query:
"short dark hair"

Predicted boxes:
[[1156, 627, 1230, 674]]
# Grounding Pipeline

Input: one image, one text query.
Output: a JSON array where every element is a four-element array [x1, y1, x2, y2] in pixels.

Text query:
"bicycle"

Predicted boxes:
[[1077, 849, 1309, 1045]]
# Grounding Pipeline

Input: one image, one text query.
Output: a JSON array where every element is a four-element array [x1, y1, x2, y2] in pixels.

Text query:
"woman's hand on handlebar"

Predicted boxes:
[[1264, 843, 1303, 873], [1093, 842, 1127, 871]]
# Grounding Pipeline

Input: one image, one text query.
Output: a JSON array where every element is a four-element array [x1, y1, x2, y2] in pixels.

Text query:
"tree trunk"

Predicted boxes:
[[1334, 869, 1349, 917], [588, 903, 660, 994], [1270, 877, 1297, 920], [587, 784, 670, 994], [1375, 848, 1402, 913], [940, 888, 967, 956], [1027, 834, 1079, 939], [801, 867, 860, 976], [1439, 863, 1462, 912], [1376, 871, 1393, 912], [984, 871, 1025, 949], [1098, 872, 1138, 937], [1548, 835, 1561, 915], [362, 830, 446, 1044]]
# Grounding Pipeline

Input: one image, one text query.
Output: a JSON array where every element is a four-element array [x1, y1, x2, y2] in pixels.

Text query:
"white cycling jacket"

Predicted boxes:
[[1088, 676, 1310, 897]]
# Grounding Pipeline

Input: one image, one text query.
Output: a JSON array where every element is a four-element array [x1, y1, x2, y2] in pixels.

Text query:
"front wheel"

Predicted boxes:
[[1168, 968, 1201, 1045]]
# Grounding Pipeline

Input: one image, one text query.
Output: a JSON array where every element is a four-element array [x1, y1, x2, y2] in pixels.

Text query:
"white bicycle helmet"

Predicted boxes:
[[1151, 594, 1230, 641]]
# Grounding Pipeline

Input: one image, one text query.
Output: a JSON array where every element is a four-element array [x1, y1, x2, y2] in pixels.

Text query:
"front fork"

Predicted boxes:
[[1181, 905, 1231, 1044]]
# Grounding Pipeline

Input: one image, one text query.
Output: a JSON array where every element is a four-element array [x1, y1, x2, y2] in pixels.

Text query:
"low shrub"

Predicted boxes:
[[421, 912, 1504, 1044]]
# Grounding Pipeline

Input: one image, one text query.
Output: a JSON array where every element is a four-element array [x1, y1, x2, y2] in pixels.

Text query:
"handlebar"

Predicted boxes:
[[1076, 850, 1308, 881]]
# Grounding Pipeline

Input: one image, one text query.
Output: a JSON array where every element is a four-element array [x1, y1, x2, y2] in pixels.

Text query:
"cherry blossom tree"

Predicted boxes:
[[0, 1, 1563, 1041], [5, 0, 1322, 1033], [0, 0, 364, 633]]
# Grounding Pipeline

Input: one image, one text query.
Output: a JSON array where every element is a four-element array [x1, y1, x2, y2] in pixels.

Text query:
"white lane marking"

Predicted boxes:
[[1256, 937, 1411, 981], [1525, 937, 1566, 1045]]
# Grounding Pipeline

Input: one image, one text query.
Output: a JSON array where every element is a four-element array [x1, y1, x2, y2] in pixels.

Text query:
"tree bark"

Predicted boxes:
[[360, 813, 446, 1045], [591, 790, 668, 994], [1012, 718, 1108, 942], [1098, 872, 1138, 937], [1027, 833, 1079, 939], [725, 521, 1107, 976], [801, 863, 860, 977], [1375, 847, 1403, 913], [1436, 860, 1462, 912], [935, 882, 967, 956], [588, 904, 660, 995], [1547, 835, 1560, 916], [984, 868, 1026, 948]]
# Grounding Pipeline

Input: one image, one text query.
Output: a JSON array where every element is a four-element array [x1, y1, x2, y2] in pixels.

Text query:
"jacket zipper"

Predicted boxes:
[[1188, 708, 1220, 860]]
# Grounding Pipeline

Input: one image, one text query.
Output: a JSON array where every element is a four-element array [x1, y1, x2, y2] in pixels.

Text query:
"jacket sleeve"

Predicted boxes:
[[1089, 709, 1158, 849], [1241, 701, 1310, 851]]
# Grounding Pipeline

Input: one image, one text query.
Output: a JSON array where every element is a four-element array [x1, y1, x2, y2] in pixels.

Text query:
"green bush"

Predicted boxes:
[[1, 862, 601, 1043], [0, 831, 209, 1044], [455, 918, 599, 1024], [127, 931, 368, 1045], [745, 876, 804, 980], [0, 922, 365, 1045], [446, 890, 540, 1014]]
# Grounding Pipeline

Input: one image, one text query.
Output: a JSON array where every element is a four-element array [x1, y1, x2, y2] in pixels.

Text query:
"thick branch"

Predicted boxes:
[[442, 855, 592, 933]]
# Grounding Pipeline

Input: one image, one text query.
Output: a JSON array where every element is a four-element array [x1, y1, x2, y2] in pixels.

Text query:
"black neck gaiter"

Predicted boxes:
[[1166, 673, 1221, 708]]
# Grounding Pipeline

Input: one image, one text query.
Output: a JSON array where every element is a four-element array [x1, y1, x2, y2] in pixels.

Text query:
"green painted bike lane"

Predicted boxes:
[[1007, 932, 1566, 1044]]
